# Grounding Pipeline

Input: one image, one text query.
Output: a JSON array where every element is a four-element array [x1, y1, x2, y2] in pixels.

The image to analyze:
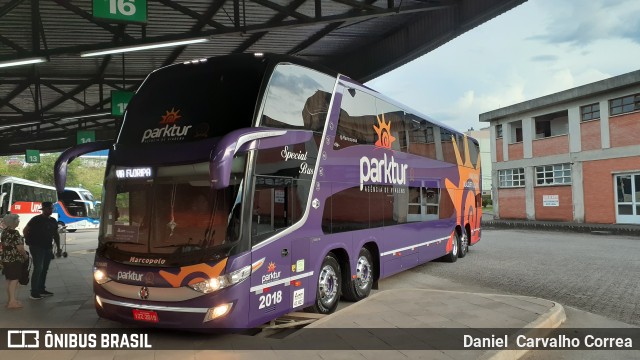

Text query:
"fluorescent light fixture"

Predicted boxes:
[[81, 38, 209, 57], [10, 136, 67, 146], [60, 112, 111, 121], [0, 120, 40, 130], [0, 57, 47, 68]]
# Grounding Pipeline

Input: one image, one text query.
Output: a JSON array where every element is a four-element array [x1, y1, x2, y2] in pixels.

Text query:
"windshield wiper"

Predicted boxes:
[[153, 244, 199, 248], [104, 241, 144, 246]]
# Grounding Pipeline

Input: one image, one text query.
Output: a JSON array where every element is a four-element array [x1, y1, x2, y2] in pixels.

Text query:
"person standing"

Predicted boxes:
[[24, 201, 60, 300], [1, 214, 28, 309]]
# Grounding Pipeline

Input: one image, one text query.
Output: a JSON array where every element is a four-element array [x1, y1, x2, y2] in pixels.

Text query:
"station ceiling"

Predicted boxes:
[[0, 0, 525, 155]]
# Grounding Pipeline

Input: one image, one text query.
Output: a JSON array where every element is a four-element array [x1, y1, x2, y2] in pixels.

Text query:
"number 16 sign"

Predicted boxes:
[[93, 0, 147, 23]]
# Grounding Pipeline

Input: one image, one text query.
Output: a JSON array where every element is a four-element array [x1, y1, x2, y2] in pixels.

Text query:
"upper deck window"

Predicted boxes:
[[260, 63, 335, 132], [334, 88, 405, 151]]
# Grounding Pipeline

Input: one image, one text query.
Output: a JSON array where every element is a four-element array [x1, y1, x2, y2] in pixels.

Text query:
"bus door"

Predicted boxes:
[[248, 176, 294, 322]]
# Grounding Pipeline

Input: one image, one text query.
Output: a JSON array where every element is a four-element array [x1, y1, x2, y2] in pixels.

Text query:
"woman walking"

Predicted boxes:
[[1, 214, 28, 309]]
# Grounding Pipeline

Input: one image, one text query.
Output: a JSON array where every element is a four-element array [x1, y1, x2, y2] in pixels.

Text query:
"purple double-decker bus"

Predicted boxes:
[[54, 53, 482, 330]]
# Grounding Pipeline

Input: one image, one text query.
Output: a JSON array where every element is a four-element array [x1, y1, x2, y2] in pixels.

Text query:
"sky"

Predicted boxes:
[[366, 0, 640, 133]]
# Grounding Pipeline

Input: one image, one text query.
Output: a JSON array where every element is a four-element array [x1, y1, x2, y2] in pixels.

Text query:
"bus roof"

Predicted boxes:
[[0, 176, 56, 190]]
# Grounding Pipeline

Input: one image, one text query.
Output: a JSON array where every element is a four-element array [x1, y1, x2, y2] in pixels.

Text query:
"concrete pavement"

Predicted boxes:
[[0, 234, 636, 359]]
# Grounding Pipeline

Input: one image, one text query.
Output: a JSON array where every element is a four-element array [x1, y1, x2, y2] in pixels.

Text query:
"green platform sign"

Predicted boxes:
[[25, 149, 40, 164], [77, 130, 96, 145], [93, 0, 147, 23], [111, 90, 134, 116]]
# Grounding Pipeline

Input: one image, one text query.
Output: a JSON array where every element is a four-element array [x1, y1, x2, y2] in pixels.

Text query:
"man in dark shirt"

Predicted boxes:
[[24, 201, 60, 300]]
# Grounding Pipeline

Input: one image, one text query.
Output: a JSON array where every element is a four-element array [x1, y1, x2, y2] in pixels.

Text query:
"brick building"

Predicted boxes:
[[480, 70, 640, 225]]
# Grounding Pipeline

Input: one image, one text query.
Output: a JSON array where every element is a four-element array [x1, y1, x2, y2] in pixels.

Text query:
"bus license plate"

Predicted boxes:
[[132, 309, 159, 323]]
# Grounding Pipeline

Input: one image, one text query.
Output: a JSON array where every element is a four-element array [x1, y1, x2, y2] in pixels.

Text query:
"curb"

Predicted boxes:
[[482, 220, 640, 236], [480, 301, 566, 360], [304, 289, 567, 360]]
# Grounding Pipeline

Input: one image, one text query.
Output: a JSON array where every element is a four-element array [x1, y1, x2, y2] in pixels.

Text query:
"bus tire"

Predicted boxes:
[[445, 231, 459, 263], [307, 253, 341, 314], [342, 247, 373, 302], [67, 229, 77, 233], [458, 229, 468, 258]]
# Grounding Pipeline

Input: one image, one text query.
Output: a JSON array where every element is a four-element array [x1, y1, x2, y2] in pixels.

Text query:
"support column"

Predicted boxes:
[[492, 168, 499, 219], [503, 122, 511, 161], [568, 106, 581, 153], [490, 125, 497, 163], [434, 127, 444, 161], [522, 117, 534, 158], [525, 166, 536, 220], [599, 100, 611, 149], [571, 161, 585, 222]]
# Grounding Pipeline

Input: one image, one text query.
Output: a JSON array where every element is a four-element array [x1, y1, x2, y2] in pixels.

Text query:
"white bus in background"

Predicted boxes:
[[0, 176, 58, 233], [54, 187, 101, 232]]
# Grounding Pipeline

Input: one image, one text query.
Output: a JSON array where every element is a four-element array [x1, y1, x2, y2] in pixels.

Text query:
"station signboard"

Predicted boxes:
[[93, 0, 147, 23]]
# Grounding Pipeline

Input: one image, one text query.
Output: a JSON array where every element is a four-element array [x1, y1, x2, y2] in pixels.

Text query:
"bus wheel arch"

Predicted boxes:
[[306, 251, 343, 314], [342, 242, 378, 302]]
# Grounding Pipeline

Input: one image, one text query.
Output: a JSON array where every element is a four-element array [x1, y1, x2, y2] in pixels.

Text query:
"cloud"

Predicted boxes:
[[531, 55, 558, 62], [530, 0, 640, 46]]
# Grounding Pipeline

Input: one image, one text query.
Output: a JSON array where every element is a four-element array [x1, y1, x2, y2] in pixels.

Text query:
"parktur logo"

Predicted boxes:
[[359, 116, 408, 190], [141, 108, 192, 143]]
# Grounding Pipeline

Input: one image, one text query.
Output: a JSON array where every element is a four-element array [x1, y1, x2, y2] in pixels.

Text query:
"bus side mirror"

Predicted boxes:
[[210, 128, 313, 189], [55, 141, 113, 192]]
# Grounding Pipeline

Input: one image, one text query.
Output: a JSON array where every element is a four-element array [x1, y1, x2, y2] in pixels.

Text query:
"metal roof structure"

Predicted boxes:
[[0, 0, 526, 155]]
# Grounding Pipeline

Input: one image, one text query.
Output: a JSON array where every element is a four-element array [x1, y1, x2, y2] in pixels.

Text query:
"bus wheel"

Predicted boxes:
[[342, 248, 373, 302], [67, 229, 77, 233], [458, 230, 468, 258], [445, 232, 459, 263], [307, 254, 341, 314]]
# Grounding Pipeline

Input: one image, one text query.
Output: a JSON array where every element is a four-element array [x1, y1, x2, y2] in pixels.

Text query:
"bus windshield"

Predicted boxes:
[[99, 157, 246, 261]]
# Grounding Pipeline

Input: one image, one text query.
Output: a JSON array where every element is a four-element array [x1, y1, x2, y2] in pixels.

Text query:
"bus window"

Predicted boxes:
[[334, 88, 377, 149], [250, 141, 314, 244], [260, 63, 335, 132], [0, 182, 9, 215], [375, 98, 405, 152]]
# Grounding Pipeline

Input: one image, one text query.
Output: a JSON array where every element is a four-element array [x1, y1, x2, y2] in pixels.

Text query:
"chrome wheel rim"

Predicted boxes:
[[461, 232, 468, 252], [355, 255, 372, 291], [318, 264, 338, 305], [452, 234, 458, 255]]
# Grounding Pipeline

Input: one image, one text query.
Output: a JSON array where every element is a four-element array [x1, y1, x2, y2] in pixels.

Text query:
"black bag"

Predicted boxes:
[[19, 252, 30, 286]]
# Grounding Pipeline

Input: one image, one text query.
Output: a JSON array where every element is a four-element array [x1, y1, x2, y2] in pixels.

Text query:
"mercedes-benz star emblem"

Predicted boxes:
[[139, 286, 149, 300]]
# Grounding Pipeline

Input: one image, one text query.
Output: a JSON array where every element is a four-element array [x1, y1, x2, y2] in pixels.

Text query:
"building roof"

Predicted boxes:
[[480, 69, 640, 122]]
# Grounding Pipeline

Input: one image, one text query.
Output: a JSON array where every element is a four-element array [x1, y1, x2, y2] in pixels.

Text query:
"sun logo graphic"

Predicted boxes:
[[160, 108, 182, 124], [373, 114, 396, 149], [267, 262, 276, 272], [443, 134, 482, 250]]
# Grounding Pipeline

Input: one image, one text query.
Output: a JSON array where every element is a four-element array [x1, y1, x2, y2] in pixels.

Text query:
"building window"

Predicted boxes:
[[581, 103, 600, 121], [496, 124, 503, 139], [499, 168, 525, 188], [509, 121, 523, 143], [535, 110, 568, 139], [610, 94, 640, 116], [535, 163, 571, 185]]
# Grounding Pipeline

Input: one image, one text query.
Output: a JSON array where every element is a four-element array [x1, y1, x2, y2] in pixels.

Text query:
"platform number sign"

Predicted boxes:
[[111, 90, 134, 116], [25, 149, 40, 164], [77, 130, 96, 145], [93, 0, 147, 23]]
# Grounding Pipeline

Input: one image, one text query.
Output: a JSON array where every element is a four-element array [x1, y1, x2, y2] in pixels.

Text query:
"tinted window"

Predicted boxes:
[[260, 64, 335, 132], [120, 56, 267, 145], [334, 88, 378, 149]]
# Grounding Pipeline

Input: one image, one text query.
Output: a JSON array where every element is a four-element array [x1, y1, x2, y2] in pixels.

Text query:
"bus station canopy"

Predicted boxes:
[[0, 0, 525, 155]]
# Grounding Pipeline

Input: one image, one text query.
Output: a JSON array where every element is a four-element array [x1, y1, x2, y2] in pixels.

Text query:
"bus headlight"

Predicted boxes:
[[93, 268, 111, 284], [189, 265, 251, 294], [204, 303, 233, 322]]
